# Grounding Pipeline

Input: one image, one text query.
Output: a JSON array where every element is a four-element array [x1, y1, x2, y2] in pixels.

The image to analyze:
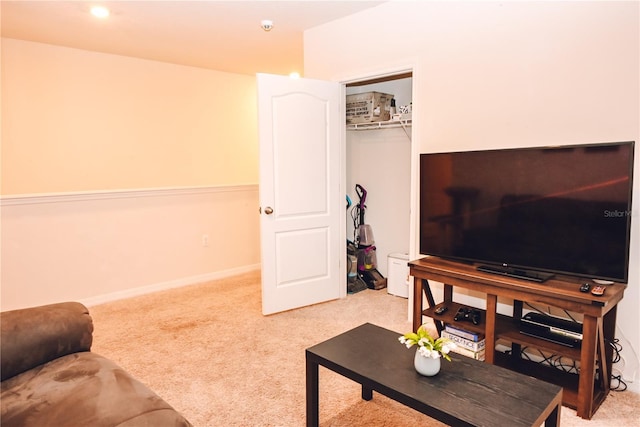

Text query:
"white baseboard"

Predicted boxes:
[[80, 264, 261, 307]]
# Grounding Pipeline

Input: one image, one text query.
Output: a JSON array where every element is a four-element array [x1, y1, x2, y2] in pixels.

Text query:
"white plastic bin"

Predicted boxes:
[[387, 253, 409, 298]]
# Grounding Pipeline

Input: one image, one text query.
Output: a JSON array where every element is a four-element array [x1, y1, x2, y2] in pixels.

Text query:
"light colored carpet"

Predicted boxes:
[[89, 271, 639, 426]]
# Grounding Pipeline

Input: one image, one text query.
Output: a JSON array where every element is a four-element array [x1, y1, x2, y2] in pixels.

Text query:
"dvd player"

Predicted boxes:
[[519, 312, 583, 348]]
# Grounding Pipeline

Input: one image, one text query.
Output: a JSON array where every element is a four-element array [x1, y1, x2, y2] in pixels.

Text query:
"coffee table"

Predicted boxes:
[[306, 323, 562, 427]]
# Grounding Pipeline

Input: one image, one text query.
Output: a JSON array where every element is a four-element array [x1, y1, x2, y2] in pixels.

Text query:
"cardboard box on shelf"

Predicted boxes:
[[346, 92, 394, 124]]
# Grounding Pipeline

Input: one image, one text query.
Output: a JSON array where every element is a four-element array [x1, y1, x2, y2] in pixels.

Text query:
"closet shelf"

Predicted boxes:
[[346, 118, 412, 131]]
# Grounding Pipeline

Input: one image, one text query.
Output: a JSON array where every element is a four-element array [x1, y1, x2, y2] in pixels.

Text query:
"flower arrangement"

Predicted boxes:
[[399, 324, 456, 361]]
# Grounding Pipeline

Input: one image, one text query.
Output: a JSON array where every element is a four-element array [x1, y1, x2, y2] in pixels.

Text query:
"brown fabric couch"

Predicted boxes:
[[1, 302, 192, 427]]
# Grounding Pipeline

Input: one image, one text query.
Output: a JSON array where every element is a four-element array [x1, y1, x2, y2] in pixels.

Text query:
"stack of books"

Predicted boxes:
[[442, 323, 486, 361]]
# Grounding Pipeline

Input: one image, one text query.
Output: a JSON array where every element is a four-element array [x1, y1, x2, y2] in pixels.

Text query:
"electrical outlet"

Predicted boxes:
[[202, 234, 209, 247]]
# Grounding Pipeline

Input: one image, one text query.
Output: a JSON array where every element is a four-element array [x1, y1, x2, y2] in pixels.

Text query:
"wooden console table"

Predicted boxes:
[[409, 256, 625, 420]]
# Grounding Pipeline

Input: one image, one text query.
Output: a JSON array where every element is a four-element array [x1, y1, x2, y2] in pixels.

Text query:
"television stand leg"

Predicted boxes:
[[510, 300, 524, 363], [422, 279, 444, 335]]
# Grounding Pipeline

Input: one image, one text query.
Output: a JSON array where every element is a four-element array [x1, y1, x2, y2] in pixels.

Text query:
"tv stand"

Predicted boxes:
[[476, 264, 555, 283], [410, 256, 625, 420]]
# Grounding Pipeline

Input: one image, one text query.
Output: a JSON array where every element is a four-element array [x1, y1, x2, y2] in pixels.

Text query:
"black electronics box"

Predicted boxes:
[[519, 312, 583, 348]]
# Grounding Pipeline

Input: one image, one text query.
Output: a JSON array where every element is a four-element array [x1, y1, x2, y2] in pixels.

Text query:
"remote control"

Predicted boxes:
[[591, 285, 605, 296], [579, 283, 590, 293], [435, 305, 448, 315]]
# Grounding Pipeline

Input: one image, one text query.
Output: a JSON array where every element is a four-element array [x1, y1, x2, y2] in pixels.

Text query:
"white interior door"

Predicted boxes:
[[257, 73, 343, 315]]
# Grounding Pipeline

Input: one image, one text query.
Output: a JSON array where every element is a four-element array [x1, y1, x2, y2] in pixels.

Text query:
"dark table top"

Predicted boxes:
[[306, 323, 562, 427]]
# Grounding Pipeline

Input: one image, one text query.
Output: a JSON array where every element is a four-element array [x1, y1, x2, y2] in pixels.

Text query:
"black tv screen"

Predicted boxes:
[[419, 141, 634, 283]]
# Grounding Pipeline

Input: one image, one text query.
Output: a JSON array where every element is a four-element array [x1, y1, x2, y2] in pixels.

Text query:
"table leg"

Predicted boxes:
[[413, 275, 423, 331], [544, 402, 561, 427], [511, 301, 523, 364], [577, 315, 597, 418], [306, 355, 319, 427], [362, 384, 373, 401], [485, 294, 497, 364], [596, 319, 609, 391], [602, 305, 618, 389]]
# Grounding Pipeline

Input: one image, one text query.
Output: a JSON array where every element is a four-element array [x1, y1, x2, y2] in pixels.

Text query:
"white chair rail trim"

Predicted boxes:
[[0, 184, 259, 206]]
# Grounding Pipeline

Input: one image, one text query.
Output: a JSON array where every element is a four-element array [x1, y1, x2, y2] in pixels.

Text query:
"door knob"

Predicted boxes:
[[264, 206, 274, 215]]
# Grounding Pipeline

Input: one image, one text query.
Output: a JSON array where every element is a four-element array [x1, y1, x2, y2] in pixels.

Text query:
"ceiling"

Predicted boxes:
[[1, 1, 385, 76]]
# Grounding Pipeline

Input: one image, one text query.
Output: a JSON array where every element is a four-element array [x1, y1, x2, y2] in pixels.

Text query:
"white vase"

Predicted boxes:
[[414, 350, 441, 376]]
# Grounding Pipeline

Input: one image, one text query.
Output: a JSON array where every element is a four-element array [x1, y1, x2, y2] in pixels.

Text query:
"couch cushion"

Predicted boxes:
[[1, 302, 93, 381], [1, 351, 191, 427]]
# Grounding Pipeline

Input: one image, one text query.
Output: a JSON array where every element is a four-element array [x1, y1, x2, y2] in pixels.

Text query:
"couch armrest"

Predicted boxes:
[[1, 302, 93, 381]]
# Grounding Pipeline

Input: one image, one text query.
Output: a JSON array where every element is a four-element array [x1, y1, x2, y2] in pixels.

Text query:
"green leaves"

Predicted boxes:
[[399, 323, 457, 361], [404, 332, 420, 343]]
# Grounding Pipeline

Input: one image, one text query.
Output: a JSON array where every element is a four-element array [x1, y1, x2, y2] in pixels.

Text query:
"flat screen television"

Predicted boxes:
[[419, 141, 634, 283]]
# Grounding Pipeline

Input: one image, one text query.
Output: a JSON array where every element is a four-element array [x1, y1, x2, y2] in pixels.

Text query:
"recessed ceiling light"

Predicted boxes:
[[261, 19, 274, 32], [289, 72, 300, 79], [91, 6, 110, 19]]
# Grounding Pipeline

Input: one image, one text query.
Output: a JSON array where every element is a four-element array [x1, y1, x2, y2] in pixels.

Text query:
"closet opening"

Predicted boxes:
[[345, 71, 413, 300]]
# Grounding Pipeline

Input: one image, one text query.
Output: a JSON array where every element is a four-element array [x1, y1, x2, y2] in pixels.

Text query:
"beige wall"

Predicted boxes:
[[1, 38, 258, 195], [1, 39, 261, 310], [305, 1, 639, 391], [306, 2, 638, 153]]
